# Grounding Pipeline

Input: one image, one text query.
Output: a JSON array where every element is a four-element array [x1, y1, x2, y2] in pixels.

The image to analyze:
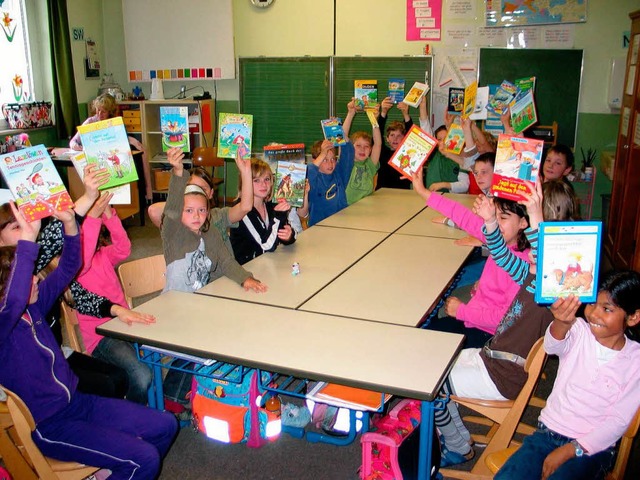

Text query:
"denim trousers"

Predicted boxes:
[[495, 423, 615, 480], [92, 337, 152, 405]]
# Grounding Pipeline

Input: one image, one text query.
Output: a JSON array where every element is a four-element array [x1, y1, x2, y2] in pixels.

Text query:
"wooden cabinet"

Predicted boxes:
[[604, 10, 640, 270]]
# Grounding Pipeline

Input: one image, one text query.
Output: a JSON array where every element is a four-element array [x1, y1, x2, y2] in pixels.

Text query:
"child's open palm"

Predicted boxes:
[[473, 195, 495, 223], [519, 179, 543, 228]]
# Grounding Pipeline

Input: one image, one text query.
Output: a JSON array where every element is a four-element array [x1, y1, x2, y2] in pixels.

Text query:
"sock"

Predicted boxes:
[[435, 403, 472, 455]]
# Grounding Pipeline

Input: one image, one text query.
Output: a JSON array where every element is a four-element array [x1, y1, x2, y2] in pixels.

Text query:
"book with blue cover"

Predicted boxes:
[[486, 80, 517, 115], [388, 78, 405, 104], [535, 221, 602, 304], [321, 118, 348, 146], [160, 106, 190, 153]]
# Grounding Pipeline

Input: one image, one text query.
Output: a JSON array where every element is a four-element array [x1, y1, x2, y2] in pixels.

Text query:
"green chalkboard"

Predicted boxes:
[[479, 48, 583, 147]]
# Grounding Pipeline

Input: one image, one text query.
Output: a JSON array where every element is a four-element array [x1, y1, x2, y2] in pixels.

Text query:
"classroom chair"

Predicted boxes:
[[439, 337, 547, 480], [59, 301, 86, 354], [192, 146, 226, 207], [0, 385, 99, 480], [117, 254, 167, 309], [485, 405, 640, 480]]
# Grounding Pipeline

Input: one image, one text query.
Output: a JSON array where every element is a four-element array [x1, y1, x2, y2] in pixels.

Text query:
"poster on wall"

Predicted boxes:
[[485, 0, 587, 28], [407, 0, 443, 41]]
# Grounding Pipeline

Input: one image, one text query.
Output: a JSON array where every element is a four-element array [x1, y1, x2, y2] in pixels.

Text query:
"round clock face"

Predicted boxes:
[[251, 0, 274, 8]]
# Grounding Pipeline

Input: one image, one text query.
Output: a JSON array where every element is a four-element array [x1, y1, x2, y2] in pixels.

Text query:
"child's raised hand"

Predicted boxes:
[[519, 179, 543, 228], [274, 200, 291, 212], [243, 276, 268, 293], [112, 305, 156, 326], [397, 101, 409, 116], [304, 178, 310, 194], [320, 139, 334, 153], [167, 147, 185, 174], [9, 201, 40, 242], [550, 295, 580, 325], [381, 96, 393, 116], [347, 97, 357, 113], [52, 208, 77, 236], [411, 169, 431, 202], [82, 164, 110, 200], [87, 191, 113, 218], [443, 106, 455, 129], [234, 149, 251, 176], [473, 195, 496, 223], [460, 116, 472, 132]]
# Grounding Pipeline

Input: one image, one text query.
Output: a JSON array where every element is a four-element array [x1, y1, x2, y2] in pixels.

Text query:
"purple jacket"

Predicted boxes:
[[0, 234, 82, 424]]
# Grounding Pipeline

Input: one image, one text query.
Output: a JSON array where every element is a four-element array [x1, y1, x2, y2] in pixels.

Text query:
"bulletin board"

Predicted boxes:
[[122, 0, 235, 81]]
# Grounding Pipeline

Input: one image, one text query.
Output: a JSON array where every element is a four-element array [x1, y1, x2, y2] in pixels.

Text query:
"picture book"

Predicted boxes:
[[483, 84, 506, 137], [263, 143, 307, 208], [70, 152, 131, 205], [217, 113, 253, 159], [160, 106, 190, 153], [535, 221, 602, 304], [321, 118, 348, 147], [388, 125, 438, 180], [444, 121, 465, 155], [388, 78, 405, 104], [510, 90, 538, 134], [307, 382, 391, 412], [469, 86, 489, 121], [514, 76, 536, 101], [447, 87, 465, 115], [461, 81, 478, 119], [77, 117, 139, 190], [486, 80, 517, 115], [491, 134, 544, 201], [0, 144, 74, 222], [365, 109, 379, 128], [354, 80, 378, 110], [402, 81, 429, 108]]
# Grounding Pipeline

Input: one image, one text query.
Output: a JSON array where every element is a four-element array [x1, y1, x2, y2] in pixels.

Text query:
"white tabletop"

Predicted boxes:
[[395, 193, 479, 239], [315, 188, 426, 232], [97, 291, 464, 401], [299, 234, 473, 326], [197, 226, 387, 309]]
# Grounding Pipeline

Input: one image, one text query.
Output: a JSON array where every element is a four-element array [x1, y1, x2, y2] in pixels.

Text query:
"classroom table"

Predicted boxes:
[[315, 188, 426, 232], [97, 291, 464, 480], [299, 234, 473, 326], [197, 226, 387, 309], [395, 193, 478, 240]]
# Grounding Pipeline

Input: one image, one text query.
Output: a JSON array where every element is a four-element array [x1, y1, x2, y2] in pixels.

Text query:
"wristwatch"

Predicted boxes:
[[570, 439, 584, 457]]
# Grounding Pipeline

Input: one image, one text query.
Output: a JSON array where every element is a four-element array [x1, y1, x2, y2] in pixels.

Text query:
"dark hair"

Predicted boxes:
[[0, 203, 16, 232], [546, 144, 574, 170], [475, 152, 495, 168], [190, 166, 214, 191], [541, 180, 579, 221], [599, 270, 640, 317], [385, 120, 406, 137], [492, 197, 530, 251], [310, 140, 336, 159], [434, 125, 447, 137], [0, 245, 17, 301]]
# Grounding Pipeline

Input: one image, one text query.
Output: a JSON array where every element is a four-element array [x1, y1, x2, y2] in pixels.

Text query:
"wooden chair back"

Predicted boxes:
[[117, 254, 167, 308], [0, 385, 98, 480], [191, 146, 225, 206], [440, 337, 547, 479], [59, 302, 86, 354]]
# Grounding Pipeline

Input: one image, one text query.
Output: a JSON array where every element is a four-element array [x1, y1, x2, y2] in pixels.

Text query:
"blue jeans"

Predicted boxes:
[[495, 423, 615, 480], [93, 338, 152, 405]]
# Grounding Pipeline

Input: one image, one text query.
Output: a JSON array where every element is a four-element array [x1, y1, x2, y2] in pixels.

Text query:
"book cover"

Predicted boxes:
[[461, 81, 478, 119], [402, 81, 429, 108], [535, 221, 602, 304], [307, 382, 391, 412], [160, 106, 190, 153], [388, 125, 438, 180], [365, 109, 379, 128], [444, 121, 465, 154], [217, 113, 253, 159], [514, 76, 536, 101], [447, 87, 465, 115], [483, 84, 506, 137], [510, 90, 538, 134], [0, 144, 74, 222], [77, 117, 139, 190], [388, 78, 405, 104], [486, 80, 517, 115], [263, 143, 307, 208], [354, 80, 378, 110], [321, 118, 348, 147], [491, 134, 544, 202], [70, 152, 132, 205], [469, 86, 489, 121]]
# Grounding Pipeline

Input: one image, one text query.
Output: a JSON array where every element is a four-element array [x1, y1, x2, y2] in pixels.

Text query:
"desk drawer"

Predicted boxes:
[[122, 110, 141, 118]]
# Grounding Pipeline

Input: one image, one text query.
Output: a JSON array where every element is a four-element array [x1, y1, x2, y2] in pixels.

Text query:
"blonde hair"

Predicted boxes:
[[237, 158, 273, 201], [350, 131, 372, 146], [542, 180, 579, 221], [91, 93, 118, 117]]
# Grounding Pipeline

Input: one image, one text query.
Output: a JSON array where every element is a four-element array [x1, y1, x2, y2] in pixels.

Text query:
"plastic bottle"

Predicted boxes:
[[265, 393, 281, 417]]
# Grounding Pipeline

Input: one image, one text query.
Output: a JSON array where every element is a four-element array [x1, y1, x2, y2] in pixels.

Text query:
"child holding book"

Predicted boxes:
[[0, 202, 178, 479], [376, 96, 413, 190], [412, 169, 530, 347], [162, 147, 266, 293], [229, 158, 296, 265], [342, 99, 382, 205], [495, 270, 640, 480]]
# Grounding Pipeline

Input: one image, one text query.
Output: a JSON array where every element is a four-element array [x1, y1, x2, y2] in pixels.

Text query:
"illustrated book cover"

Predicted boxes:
[[469, 86, 489, 121], [0, 144, 74, 222], [491, 134, 543, 202], [444, 120, 465, 155], [510, 90, 538, 134], [307, 382, 391, 412], [388, 78, 405, 104], [447, 87, 465, 115], [217, 113, 253, 159], [403, 81, 429, 108], [70, 152, 131, 205], [321, 118, 349, 146], [514, 76, 536, 101], [77, 117, 139, 190], [535, 221, 602, 304], [160, 106, 190, 153], [388, 125, 438, 180], [354, 80, 378, 110], [461, 81, 478, 119], [486, 80, 517, 115], [263, 143, 307, 208], [483, 84, 506, 137]]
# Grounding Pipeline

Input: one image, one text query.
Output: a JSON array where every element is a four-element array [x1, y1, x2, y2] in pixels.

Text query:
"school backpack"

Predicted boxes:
[[191, 363, 281, 447]]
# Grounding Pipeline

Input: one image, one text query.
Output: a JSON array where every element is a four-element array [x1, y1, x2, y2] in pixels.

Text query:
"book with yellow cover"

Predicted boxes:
[[462, 81, 478, 119], [388, 125, 438, 180]]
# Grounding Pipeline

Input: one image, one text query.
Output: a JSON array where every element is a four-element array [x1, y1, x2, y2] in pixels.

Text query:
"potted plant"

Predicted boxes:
[[580, 147, 596, 182]]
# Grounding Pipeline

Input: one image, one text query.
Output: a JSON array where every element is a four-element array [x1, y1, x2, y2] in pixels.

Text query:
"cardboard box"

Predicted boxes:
[[153, 168, 171, 191]]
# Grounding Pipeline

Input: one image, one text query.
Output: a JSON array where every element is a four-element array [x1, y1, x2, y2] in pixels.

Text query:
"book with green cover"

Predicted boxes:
[[217, 113, 253, 159], [510, 90, 538, 134], [444, 121, 465, 154], [77, 117, 139, 190], [354, 80, 378, 110]]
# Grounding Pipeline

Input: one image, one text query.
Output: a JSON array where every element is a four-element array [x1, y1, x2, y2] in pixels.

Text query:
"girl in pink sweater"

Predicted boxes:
[[412, 168, 530, 348], [76, 193, 156, 404]]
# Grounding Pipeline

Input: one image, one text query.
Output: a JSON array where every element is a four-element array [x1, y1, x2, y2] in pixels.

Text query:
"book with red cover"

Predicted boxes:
[[388, 125, 438, 180], [491, 134, 544, 202]]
